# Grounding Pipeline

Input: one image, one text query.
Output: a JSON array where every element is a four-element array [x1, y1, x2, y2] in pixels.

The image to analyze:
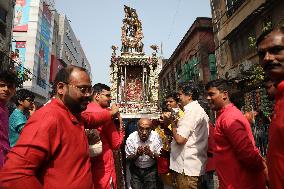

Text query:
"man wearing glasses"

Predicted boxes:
[[0, 66, 118, 189], [82, 83, 124, 189], [9, 89, 35, 147]]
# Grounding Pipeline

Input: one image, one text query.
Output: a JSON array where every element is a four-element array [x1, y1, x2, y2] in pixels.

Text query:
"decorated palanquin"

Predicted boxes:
[[110, 5, 161, 119], [109, 6, 162, 189]]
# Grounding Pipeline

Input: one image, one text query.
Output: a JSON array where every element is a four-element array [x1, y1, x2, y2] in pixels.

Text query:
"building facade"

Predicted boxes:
[[210, 0, 284, 79], [159, 17, 215, 96], [58, 14, 85, 67], [77, 41, 91, 76], [10, 1, 91, 103], [12, 0, 54, 104], [0, 0, 15, 70], [49, 12, 91, 83], [210, 0, 284, 156], [49, 10, 63, 84]]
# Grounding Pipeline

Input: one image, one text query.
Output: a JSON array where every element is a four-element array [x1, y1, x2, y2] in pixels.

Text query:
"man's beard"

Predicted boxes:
[[64, 94, 89, 114], [99, 100, 111, 108]]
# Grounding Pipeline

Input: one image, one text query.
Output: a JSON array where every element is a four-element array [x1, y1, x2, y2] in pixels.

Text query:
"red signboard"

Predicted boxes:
[[49, 55, 64, 83], [16, 0, 26, 6], [13, 0, 30, 32], [15, 41, 26, 48]]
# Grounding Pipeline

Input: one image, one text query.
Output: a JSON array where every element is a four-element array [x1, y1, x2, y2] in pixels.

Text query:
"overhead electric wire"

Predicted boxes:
[[167, 0, 182, 43]]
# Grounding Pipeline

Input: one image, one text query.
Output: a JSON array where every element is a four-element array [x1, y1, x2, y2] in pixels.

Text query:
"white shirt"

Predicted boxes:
[[125, 130, 162, 168], [170, 100, 209, 176]]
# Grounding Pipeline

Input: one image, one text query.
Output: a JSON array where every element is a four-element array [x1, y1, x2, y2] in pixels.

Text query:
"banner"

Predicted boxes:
[[13, 0, 30, 32], [49, 55, 64, 83], [11, 41, 26, 70], [37, 3, 52, 89]]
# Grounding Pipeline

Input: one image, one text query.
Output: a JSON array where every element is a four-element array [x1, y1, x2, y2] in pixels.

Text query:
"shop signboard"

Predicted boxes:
[[11, 41, 26, 72], [37, 3, 52, 89], [13, 0, 30, 32]]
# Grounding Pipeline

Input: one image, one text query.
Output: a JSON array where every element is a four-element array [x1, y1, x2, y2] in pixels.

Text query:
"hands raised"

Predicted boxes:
[[137, 146, 145, 156], [136, 145, 155, 158], [162, 112, 178, 128], [110, 104, 119, 117], [143, 145, 153, 156]]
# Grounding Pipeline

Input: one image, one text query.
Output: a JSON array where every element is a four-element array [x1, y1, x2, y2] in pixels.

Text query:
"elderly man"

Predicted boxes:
[[125, 118, 162, 189], [0, 66, 118, 189], [257, 26, 284, 189]]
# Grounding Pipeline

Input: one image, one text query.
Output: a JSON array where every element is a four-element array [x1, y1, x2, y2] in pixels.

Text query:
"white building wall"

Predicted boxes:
[[0, 0, 15, 57], [57, 14, 91, 79], [13, 0, 54, 104], [58, 14, 82, 67], [77, 41, 91, 77]]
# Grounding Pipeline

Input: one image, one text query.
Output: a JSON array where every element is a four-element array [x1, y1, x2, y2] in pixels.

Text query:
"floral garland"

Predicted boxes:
[[110, 54, 159, 115], [111, 56, 158, 66]]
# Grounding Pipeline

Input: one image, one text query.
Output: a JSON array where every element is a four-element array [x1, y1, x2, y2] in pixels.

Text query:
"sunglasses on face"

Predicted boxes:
[[100, 93, 111, 98], [64, 82, 93, 95]]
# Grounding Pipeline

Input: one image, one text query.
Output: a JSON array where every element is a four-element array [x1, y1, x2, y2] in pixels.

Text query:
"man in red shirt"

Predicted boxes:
[[206, 79, 267, 189], [0, 66, 118, 189], [82, 83, 124, 189], [0, 70, 16, 168], [257, 26, 284, 189]]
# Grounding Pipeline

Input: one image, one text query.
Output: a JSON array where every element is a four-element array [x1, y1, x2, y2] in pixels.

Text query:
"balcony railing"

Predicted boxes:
[[226, 0, 246, 17]]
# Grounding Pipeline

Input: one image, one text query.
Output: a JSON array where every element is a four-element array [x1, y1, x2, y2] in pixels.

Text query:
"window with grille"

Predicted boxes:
[[226, 0, 245, 17], [175, 61, 182, 80]]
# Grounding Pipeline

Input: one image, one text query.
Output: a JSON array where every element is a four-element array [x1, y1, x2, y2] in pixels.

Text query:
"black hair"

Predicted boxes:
[[0, 70, 17, 87], [256, 26, 284, 47], [52, 65, 87, 94], [178, 80, 199, 101], [205, 79, 230, 92], [165, 92, 179, 103], [161, 100, 169, 112], [15, 89, 35, 106], [92, 83, 110, 94]]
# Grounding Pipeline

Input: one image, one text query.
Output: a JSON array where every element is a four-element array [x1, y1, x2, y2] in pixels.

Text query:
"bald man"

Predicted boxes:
[[125, 118, 162, 189]]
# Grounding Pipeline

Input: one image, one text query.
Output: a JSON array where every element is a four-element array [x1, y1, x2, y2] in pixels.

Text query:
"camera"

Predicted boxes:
[[171, 108, 179, 119]]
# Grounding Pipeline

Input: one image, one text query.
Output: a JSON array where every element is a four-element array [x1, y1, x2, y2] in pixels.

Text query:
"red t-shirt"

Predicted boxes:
[[267, 80, 284, 189], [0, 98, 111, 189], [0, 102, 10, 168], [83, 103, 124, 189], [215, 103, 266, 189]]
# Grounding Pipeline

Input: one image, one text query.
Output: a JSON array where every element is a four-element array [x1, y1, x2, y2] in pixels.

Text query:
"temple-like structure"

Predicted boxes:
[[110, 5, 160, 119]]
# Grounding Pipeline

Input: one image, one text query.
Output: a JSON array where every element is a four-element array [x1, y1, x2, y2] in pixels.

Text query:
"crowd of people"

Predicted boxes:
[[0, 26, 283, 189]]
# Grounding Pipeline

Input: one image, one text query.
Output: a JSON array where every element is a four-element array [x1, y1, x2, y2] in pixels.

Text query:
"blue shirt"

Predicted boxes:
[[9, 108, 27, 147]]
